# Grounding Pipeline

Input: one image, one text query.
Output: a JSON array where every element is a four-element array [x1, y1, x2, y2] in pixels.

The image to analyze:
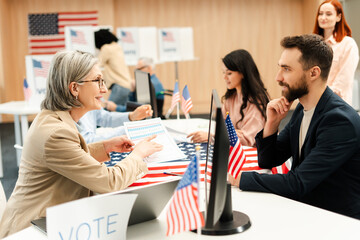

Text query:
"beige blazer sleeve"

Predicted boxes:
[[44, 126, 148, 194]]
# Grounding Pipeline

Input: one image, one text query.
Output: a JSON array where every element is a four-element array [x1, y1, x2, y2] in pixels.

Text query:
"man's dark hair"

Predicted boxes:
[[281, 34, 333, 80]]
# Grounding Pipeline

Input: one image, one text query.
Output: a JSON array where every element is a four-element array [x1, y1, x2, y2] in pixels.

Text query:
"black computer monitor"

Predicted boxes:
[[134, 69, 158, 118], [201, 89, 251, 235]]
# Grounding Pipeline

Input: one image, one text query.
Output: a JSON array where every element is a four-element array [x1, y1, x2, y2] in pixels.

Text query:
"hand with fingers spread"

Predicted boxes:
[[263, 97, 293, 138], [132, 135, 163, 158]]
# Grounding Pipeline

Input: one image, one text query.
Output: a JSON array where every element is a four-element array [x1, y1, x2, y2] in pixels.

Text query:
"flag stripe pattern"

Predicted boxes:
[[106, 142, 291, 188], [166, 154, 204, 236], [181, 85, 193, 114], [170, 81, 180, 109], [28, 11, 98, 54], [225, 115, 247, 179], [271, 158, 291, 174]]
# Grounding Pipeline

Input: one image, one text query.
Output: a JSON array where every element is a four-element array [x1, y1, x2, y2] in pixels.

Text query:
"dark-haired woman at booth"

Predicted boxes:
[[188, 49, 270, 147], [95, 29, 133, 108]]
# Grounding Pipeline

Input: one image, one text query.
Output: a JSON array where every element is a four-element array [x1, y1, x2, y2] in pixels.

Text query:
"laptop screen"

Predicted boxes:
[[117, 179, 180, 225]]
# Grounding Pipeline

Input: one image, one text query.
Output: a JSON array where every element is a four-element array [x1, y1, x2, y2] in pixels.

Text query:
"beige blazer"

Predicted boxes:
[[0, 110, 147, 237]]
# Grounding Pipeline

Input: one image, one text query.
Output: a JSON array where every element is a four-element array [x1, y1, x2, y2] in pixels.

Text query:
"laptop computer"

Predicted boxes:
[[31, 217, 47, 234], [30, 178, 180, 233], [118, 178, 180, 225]]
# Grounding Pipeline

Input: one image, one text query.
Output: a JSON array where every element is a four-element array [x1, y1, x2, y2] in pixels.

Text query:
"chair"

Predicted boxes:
[[0, 180, 6, 221]]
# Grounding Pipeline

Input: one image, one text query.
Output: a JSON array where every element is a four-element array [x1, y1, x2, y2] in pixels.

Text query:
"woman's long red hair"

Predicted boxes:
[[313, 0, 352, 42]]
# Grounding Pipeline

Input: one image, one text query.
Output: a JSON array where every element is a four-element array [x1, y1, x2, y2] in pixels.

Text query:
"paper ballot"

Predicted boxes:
[[124, 118, 186, 163]]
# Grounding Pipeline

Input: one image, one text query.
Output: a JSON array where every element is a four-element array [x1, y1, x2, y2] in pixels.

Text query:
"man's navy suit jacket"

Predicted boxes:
[[241, 87, 360, 219]]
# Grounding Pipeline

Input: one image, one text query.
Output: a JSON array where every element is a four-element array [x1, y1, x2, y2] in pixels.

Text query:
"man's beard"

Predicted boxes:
[[279, 74, 309, 102]]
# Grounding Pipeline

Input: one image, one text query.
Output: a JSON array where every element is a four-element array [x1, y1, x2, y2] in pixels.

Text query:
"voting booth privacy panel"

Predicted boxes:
[[25, 55, 54, 107], [116, 26, 195, 66], [116, 27, 158, 66], [158, 27, 195, 62], [24, 25, 195, 107], [64, 26, 96, 55]]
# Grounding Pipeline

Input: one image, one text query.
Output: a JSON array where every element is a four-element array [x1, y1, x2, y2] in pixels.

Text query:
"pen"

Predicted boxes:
[[163, 172, 183, 177]]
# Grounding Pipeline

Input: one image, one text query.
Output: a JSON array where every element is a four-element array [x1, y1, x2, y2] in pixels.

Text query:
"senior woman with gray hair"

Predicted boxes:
[[0, 50, 163, 237]]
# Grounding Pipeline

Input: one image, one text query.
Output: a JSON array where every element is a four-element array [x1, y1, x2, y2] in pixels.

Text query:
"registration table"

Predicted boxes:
[[0, 101, 40, 177], [4, 187, 360, 240], [3, 118, 360, 239]]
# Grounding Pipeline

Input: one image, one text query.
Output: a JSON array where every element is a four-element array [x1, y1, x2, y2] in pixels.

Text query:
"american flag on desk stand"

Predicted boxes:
[[166, 81, 181, 119], [225, 114, 247, 179], [28, 11, 98, 54], [171, 81, 180, 109], [181, 85, 193, 119], [166, 153, 204, 236]]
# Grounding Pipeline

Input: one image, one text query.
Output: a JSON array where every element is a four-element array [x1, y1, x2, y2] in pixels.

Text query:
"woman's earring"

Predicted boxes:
[[76, 95, 78, 100]]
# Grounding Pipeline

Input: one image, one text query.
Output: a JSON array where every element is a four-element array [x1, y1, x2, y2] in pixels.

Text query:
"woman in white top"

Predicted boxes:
[[313, 0, 359, 105]]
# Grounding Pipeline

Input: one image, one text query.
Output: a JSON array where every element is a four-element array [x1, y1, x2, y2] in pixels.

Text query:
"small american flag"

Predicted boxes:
[[181, 85, 193, 115], [166, 154, 204, 236], [225, 114, 247, 179], [120, 31, 134, 43], [70, 29, 87, 45], [23, 79, 32, 101], [170, 81, 180, 110], [28, 11, 98, 54], [32, 59, 50, 78], [162, 31, 174, 42]]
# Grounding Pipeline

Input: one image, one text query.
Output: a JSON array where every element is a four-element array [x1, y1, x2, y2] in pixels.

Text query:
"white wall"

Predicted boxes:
[[343, 0, 360, 70]]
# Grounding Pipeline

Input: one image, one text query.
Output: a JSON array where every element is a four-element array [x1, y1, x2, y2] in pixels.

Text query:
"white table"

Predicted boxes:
[[4, 188, 360, 240], [3, 118, 360, 239], [0, 101, 40, 177]]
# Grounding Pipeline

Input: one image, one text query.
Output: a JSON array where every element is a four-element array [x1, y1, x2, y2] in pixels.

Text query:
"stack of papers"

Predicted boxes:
[[124, 118, 186, 163]]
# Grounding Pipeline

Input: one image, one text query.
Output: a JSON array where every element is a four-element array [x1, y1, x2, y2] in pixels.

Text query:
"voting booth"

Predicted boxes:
[[158, 27, 195, 62], [25, 55, 54, 107], [116, 27, 158, 66], [64, 26, 96, 55]]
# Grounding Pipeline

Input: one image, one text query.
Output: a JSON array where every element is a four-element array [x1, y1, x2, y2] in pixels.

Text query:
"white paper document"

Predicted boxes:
[[124, 118, 186, 163]]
